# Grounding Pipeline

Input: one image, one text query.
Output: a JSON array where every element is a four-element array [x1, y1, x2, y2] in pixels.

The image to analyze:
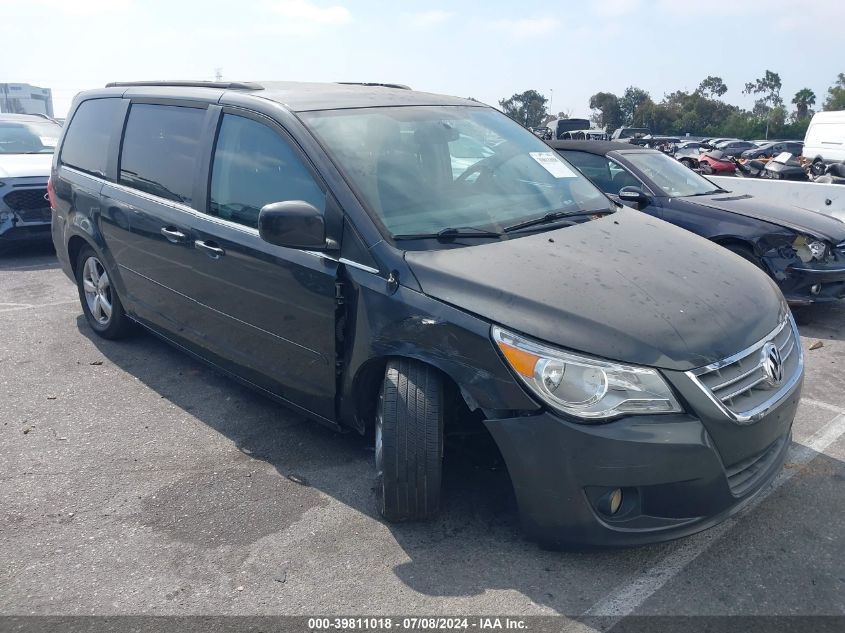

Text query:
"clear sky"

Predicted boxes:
[[2, 0, 843, 118]]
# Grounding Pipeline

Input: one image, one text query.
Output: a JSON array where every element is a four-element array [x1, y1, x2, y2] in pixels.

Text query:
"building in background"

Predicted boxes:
[[0, 83, 54, 117]]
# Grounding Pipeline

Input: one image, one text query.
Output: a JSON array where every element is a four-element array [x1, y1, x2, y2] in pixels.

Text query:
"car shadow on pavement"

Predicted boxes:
[[0, 242, 58, 270], [76, 317, 663, 614], [793, 304, 845, 342]]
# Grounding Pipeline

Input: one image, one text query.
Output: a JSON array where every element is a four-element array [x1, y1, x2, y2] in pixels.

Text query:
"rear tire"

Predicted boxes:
[[75, 245, 133, 339], [375, 358, 444, 522]]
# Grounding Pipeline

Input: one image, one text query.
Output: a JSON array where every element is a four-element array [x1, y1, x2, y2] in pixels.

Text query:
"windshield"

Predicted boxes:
[[300, 106, 610, 238], [624, 151, 722, 197], [0, 119, 61, 154]]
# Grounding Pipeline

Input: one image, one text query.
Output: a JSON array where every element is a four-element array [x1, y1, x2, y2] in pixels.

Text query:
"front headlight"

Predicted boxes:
[[793, 235, 829, 263], [492, 326, 682, 421]]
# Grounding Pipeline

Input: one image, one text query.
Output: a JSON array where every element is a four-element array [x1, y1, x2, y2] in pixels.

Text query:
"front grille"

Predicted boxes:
[[687, 316, 802, 423], [3, 188, 51, 222], [725, 432, 789, 496]]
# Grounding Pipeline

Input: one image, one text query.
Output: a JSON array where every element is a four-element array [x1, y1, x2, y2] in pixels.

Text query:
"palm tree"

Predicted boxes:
[[792, 88, 816, 120]]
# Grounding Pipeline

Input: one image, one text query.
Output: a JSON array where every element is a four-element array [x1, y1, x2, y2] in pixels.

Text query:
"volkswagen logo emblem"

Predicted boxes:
[[761, 342, 784, 388]]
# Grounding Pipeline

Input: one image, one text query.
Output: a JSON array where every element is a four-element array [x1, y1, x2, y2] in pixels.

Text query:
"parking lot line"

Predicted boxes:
[[0, 299, 77, 314], [583, 408, 845, 620]]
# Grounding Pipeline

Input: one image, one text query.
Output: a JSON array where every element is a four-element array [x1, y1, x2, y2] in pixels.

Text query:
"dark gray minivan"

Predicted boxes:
[[50, 81, 803, 547]]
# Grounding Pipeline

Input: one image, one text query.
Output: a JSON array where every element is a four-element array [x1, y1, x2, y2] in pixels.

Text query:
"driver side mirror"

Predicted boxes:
[[258, 201, 328, 250], [618, 186, 651, 206]]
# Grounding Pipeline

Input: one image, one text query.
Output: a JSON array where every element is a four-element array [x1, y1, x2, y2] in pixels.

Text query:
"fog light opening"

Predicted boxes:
[[810, 284, 821, 296], [598, 488, 624, 516]]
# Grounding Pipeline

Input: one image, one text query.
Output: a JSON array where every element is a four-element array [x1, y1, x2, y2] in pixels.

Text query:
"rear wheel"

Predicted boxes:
[[375, 358, 444, 522], [75, 246, 133, 339]]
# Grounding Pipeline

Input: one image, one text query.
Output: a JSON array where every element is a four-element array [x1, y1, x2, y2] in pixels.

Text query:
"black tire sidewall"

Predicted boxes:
[[376, 358, 444, 522]]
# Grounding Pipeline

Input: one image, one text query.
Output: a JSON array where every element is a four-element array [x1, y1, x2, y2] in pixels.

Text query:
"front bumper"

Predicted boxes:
[[780, 263, 845, 304], [0, 178, 52, 249], [484, 373, 801, 548]]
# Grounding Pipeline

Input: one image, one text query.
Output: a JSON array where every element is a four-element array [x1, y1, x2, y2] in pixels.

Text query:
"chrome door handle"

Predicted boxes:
[[160, 227, 187, 243], [194, 240, 225, 258]]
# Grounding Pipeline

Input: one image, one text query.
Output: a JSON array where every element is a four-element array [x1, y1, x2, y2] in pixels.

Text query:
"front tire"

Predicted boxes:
[[375, 359, 444, 522], [75, 245, 133, 339], [724, 243, 768, 274]]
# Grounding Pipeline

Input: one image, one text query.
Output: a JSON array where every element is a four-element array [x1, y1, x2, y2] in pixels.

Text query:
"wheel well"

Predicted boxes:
[[351, 356, 468, 437], [67, 235, 90, 276], [712, 237, 755, 257]]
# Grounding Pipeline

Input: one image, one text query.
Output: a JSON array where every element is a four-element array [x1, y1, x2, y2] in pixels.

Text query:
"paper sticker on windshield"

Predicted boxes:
[[40, 136, 58, 147], [529, 152, 577, 178]]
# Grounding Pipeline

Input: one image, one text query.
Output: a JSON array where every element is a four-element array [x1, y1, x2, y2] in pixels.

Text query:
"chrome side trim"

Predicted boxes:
[[301, 250, 380, 275], [339, 257, 379, 274], [685, 315, 803, 425]]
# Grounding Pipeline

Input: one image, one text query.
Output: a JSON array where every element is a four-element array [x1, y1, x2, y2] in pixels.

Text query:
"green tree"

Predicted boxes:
[[619, 86, 651, 126], [498, 90, 549, 128], [791, 88, 816, 120], [744, 70, 783, 138], [743, 70, 783, 113], [823, 73, 845, 111], [588, 91, 623, 130], [696, 76, 728, 99]]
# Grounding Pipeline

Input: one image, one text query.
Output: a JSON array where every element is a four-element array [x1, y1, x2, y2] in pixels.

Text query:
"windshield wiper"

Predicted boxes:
[[689, 188, 728, 196], [503, 209, 610, 233], [393, 226, 503, 241]]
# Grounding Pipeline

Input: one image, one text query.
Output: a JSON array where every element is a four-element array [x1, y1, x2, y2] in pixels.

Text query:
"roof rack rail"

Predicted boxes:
[[105, 81, 263, 90], [336, 82, 411, 90]]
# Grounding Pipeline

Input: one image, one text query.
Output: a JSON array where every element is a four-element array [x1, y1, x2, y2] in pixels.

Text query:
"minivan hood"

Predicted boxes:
[[0, 153, 53, 179], [405, 209, 785, 372], [684, 192, 845, 243]]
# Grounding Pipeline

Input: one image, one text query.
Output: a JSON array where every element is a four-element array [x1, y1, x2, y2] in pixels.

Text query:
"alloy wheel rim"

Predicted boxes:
[[82, 256, 113, 326]]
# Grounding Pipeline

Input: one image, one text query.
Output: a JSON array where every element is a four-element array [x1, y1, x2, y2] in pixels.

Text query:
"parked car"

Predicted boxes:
[[702, 137, 738, 149], [741, 141, 803, 160], [803, 110, 845, 175], [714, 140, 757, 157], [698, 150, 737, 174], [0, 113, 62, 251], [51, 81, 800, 548], [546, 118, 591, 140], [674, 141, 705, 167], [552, 140, 845, 305], [610, 126, 650, 141]]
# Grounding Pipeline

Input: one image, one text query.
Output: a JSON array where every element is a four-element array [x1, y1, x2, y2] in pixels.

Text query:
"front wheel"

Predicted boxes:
[[75, 246, 133, 339], [375, 359, 444, 522], [724, 243, 768, 274]]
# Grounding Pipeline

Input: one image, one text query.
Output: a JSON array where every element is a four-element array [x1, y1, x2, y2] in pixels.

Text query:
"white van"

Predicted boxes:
[[803, 110, 845, 172]]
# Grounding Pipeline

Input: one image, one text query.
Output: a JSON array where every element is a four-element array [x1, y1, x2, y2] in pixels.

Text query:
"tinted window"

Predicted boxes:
[[209, 114, 324, 229], [558, 151, 617, 193], [61, 98, 122, 177], [119, 104, 204, 204]]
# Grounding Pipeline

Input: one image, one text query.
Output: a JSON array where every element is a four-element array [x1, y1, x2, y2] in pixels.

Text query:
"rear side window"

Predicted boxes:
[[208, 114, 324, 229], [61, 98, 123, 177], [559, 151, 616, 193], [119, 104, 205, 204]]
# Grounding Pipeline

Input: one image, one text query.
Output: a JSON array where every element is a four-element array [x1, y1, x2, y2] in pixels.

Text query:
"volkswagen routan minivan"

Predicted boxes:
[[50, 81, 803, 547]]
